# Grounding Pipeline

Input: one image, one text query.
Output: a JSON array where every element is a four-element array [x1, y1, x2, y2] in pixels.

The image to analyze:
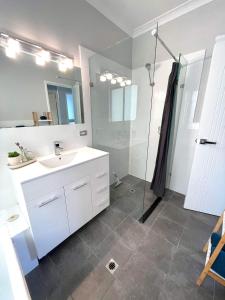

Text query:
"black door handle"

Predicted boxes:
[[197, 138, 217, 145]]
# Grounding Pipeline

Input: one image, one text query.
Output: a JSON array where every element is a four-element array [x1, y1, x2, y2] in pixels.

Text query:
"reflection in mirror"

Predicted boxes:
[[46, 82, 84, 125], [0, 47, 84, 128]]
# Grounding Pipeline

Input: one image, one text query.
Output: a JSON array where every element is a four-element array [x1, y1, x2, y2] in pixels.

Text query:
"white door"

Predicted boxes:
[[185, 36, 225, 216], [27, 188, 70, 258], [64, 176, 92, 234]]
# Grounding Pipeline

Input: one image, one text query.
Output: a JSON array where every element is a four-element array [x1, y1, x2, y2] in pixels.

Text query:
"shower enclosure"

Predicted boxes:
[[89, 26, 205, 222]]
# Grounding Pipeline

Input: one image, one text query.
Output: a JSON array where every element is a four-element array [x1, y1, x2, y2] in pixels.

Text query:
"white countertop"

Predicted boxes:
[[10, 146, 108, 184]]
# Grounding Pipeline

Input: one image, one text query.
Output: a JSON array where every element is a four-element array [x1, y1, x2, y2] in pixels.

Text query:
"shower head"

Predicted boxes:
[[145, 63, 151, 71], [145, 63, 155, 87]]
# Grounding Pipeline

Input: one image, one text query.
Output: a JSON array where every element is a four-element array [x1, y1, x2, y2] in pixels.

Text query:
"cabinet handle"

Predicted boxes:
[[73, 182, 88, 191], [38, 196, 59, 208], [96, 172, 107, 179], [97, 186, 108, 193]]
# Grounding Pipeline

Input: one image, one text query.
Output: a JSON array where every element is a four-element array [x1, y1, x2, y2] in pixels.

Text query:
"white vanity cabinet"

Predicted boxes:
[[15, 149, 109, 259]]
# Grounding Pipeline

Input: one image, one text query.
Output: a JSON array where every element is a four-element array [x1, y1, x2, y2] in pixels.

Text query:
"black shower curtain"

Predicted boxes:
[[151, 62, 180, 197]]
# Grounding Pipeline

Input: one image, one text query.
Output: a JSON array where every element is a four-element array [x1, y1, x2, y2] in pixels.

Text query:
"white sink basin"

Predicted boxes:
[[39, 152, 76, 168]]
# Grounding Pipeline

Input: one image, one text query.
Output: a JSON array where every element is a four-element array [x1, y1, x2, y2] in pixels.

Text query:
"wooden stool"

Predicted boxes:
[[197, 210, 225, 287]]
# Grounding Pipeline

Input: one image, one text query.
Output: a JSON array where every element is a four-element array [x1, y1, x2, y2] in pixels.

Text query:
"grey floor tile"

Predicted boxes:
[[112, 194, 138, 215], [94, 231, 132, 268], [102, 280, 128, 300], [71, 258, 114, 300], [185, 209, 218, 228], [151, 215, 184, 246], [159, 202, 189, 228], [115, 252, 166, 299], [78, 217, 112, 249], [137, 229, 175, 274], [180, 216, 212, 254], [159, 276, 213, 300], [121, 174, 142, 186], [214, 282, 225, 300], [110, 182, 132, 199], [59, 254, 99, 298], [168, 246, 214, 294], [115, 216, 148, 251], [98, 206, 127, 230], [49, 234, 91, 285], [25, 266, 48, 300], [165, 190, 185, 208]]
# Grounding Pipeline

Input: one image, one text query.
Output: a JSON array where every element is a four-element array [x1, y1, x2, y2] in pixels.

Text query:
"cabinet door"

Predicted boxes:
[[27, 188, 69, 258], [64, 176, 92, 234]]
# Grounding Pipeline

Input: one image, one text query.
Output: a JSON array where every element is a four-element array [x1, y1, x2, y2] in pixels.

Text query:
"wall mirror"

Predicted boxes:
[[0, 46, 84, 128]]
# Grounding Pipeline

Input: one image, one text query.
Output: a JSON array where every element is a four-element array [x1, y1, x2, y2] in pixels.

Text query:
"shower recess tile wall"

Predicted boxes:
[[89, 52, 132, 184]]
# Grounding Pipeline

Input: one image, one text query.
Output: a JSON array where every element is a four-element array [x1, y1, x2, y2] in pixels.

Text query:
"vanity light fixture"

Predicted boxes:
[[0, 32, 74, 72], [99, 70, 132, 86]]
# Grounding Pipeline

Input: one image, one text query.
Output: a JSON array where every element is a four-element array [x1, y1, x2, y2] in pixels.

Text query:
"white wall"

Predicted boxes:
[[0, 46, 93, 210]]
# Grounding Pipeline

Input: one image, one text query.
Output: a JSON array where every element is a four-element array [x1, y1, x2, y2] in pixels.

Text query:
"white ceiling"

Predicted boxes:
[[86, 0, 214, 36]]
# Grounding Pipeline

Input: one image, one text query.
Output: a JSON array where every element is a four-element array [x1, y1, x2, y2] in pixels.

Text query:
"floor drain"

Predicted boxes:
[[106, 258, 119, 274], [129, 188, 136, 193]]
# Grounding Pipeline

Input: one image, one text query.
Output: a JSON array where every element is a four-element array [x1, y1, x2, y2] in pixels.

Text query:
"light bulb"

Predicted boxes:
[[36, 55, 46, 66], [120, 81, 125, 87], [58, 60, 67, 72], [5, 38, 21, 59], [116, 77, 123, 83], [35, 50, 50, 66], [105, 72, 113, 80], [100, 75, 106, 82], [65, 58, 73, 69], [125, 79, 132, 85], [111, 78, 117, 85]]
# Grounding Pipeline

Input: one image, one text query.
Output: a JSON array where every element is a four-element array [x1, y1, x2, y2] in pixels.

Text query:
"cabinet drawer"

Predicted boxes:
[[26, 188, 69, 258], [93, 192, 109, 217], [94, 171, 109, 188]]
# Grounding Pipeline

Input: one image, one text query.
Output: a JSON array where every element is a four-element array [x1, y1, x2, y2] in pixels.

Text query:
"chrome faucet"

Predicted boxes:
[[54, 141, 64, 156]]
